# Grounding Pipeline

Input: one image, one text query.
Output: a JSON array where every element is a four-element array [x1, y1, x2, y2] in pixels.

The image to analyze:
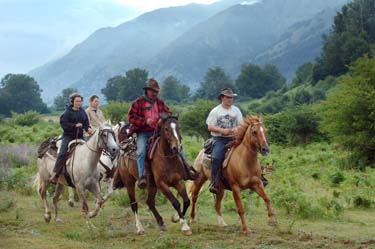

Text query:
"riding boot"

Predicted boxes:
[[261, 174, 268, 187], [49, 163, 63, 184], [209, 165, 222, 194], [137, 161, 149, 189], [181, 157, 199, 181]]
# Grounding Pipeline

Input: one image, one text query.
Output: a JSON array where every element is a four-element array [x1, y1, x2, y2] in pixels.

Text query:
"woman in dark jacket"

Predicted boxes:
[[49, 93, 93, 183]]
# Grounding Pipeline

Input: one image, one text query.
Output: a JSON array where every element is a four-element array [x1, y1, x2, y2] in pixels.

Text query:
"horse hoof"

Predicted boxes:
[[182, 229, 192, 236], [137, 230, 145, 235], [55, 218, 63, 223], [218, 222, 228, 227], [68, 200, 74, 207], [88, 211, 97, 218], [159, 225, 167, 232], [190, 218, 196, 224], [171, 214, 179, 223], [44, 215, 51, 223], [243, 229, 252, 236], [268, 220, 278, 226]]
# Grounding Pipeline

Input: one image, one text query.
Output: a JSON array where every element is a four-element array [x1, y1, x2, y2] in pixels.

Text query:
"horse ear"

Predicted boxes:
[[107, 119, 112, 126], [159, 112, 169, 121], [174, 113, 179, 120]]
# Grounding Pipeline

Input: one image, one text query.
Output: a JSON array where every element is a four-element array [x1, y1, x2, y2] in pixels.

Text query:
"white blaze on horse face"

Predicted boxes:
[[170, 122, 180, 148], [260, 126, 268, 145]]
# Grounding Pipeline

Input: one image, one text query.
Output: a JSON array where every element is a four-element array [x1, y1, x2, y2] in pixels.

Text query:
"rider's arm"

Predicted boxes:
[[128, 98, 146, 127]]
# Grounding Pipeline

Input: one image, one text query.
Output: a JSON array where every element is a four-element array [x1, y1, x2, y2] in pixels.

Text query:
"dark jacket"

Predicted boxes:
[[60, 105, 91, 138]]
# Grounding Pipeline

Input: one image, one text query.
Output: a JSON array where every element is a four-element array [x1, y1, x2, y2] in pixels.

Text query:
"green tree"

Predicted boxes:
[[101, 101, 130, 124], [195, 67, 234, 100], [319, 55, 375, 167], [290, 63, 313, 88], [0, 74, 48, 116], [119, 68, 148, 101], [180, 99, 217, 139], [102, 76, 124, 102], [235, 64, 285, 99], [53, 88, 78, 111], [312, 0, 375, 83], [160, 76, 190, 103]]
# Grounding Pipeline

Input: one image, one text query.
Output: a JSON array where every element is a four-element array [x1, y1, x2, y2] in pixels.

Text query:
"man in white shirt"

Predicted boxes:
[[206, 88, 243, 194]]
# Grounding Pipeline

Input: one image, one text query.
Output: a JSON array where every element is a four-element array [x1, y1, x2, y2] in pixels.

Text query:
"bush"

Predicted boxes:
[[11, 111, 40, 126], [101, 101, 130, 124]]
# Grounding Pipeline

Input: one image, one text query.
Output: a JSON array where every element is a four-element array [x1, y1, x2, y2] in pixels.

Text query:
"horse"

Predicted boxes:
[[35, 123, 119, 223], [112, 121, 146, 235], [67, 152, 118, 207], [189, 115, 276, 234], [145, 113, 192, 235], [67, 122, 123, 207]]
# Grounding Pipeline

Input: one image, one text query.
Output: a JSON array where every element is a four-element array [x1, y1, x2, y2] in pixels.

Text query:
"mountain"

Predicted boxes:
[[30, 0, 245, 103], [30, 0, 349, 103], [150, 0, 349, 88], [254, 7, 340, 79]]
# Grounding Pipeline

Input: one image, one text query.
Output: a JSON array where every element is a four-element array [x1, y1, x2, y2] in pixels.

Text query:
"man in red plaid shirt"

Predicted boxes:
[[128, 78, 197, 188]]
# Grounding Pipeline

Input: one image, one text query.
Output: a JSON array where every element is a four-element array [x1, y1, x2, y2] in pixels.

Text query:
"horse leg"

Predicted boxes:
[[39, 179, 51, 223], [127, 183, 144, 235], [158, 181, 191, 236], [231, 185, 251, 235], [146, 185, 165, 232], [52, 183, 65, 223], [76, 185, 89, 218], [252, 179, 277, 226], [88, 182, 104, 218], [215, 188, 228, 227], [190, 175, 207, 223], [68, 187, 75, 207], [103, 178, 114, 202], [175, 180, 192, 235]]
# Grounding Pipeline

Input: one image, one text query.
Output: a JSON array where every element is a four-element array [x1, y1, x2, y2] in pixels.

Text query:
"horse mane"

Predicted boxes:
[[230, 115, 262, 148]]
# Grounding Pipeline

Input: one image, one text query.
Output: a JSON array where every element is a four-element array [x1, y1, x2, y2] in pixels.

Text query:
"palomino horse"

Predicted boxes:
[[146, 113, 192, 235], [112, 122, 146, 234], [36, 123, 119, 223], [190, 115, 276, 234]]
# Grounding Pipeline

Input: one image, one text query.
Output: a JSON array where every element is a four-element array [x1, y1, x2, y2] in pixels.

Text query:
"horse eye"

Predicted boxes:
[[252, 130, 257, 135]]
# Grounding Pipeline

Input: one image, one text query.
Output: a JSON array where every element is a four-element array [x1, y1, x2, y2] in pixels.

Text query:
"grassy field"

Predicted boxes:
[[1, 136, 375, 248]]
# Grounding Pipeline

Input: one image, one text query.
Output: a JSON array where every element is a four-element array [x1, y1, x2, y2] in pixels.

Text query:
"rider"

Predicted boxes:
[[206, 88, 243, 194], [49, 93, 93, 183], [128, 78, 198, 189], [85, 94, 106, 131]]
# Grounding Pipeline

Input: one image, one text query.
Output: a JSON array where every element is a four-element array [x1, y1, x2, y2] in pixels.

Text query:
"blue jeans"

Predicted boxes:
[[53, 135, 74, 174], [136, 131, 154, 177], [211, 136, 232, 184]]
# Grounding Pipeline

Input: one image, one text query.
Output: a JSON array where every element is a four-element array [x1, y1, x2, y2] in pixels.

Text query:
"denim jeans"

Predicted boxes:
[[211, 136, 233, 184], [136, 131, 154, 177], [53, 135, 74, 174]]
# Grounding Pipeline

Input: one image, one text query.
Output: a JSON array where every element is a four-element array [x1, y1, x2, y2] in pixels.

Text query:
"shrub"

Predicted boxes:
[[101, 101, 130, 124], [11, 111, 40, 126]]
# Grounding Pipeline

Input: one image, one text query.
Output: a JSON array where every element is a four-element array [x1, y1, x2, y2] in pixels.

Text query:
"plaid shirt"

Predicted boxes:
[[128, 96, 171, 133]]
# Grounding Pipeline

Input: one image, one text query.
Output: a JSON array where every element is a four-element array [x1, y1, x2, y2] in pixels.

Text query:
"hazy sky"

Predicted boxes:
[[0, 0, 219, 79]]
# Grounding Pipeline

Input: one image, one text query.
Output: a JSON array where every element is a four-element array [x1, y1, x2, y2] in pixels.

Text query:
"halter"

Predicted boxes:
[[86, 126, 117, 158]]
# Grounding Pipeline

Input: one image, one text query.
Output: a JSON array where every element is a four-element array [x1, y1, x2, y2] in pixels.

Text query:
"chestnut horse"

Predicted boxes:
[[146, 113, 192, 235], [190, 115, 276, 234]]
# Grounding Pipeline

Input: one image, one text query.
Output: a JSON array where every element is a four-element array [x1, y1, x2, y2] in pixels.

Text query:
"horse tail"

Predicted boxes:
[[186, 149, 205, 197], [33, 173, 41, 196]]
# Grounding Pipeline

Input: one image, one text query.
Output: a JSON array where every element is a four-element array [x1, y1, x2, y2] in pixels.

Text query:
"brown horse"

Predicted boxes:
[[190, 115, 276, 234], [145, 113, 192, 235], [114, 122, 145, 235]]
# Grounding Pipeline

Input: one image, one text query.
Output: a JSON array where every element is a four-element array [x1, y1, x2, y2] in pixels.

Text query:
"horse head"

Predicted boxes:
[[243, 115, 270, 156], [98, 123, 120, 158], [118, 122, 132, 143], [159, 112, 181, 155]]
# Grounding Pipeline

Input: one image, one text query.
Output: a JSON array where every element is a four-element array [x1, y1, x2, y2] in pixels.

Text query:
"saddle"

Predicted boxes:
[[37, 136, 59, 158], [119, 135, 137, 161]]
